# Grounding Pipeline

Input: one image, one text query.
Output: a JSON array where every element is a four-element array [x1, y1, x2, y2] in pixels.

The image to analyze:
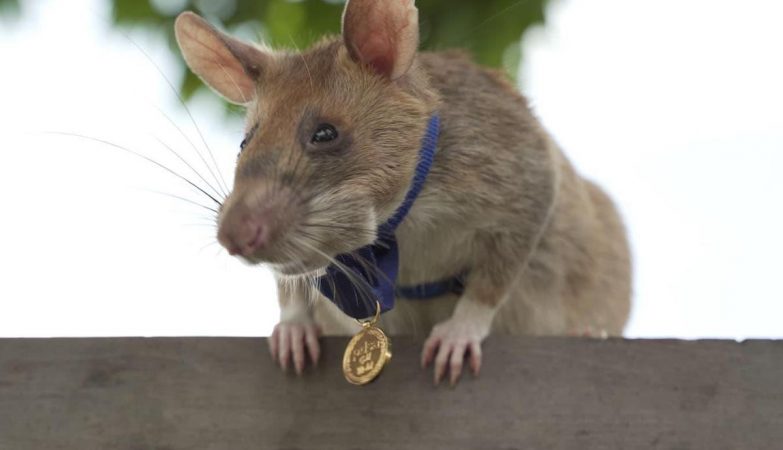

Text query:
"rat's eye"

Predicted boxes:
[[239, 123, 259, 156], [311, 123, 338, 144], [238, 138, 249, 157]]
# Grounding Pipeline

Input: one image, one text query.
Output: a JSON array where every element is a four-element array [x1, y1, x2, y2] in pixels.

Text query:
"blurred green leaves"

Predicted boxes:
[[0, 0, 549, 107], [110, 0, 549, 107], [0, 0, 20, 17]]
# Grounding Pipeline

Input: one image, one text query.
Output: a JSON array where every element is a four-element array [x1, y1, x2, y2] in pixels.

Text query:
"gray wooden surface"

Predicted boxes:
[[0, 337, 781, 450]]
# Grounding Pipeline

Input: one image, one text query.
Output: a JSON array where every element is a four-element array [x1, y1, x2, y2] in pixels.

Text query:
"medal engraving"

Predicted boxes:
[[342, 302, 391, 385]]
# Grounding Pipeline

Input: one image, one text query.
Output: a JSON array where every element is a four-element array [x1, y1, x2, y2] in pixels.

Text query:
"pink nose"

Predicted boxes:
[[218, 217, 269, 257]]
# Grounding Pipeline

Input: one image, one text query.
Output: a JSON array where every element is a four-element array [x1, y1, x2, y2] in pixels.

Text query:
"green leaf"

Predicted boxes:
[[105, 0, 550, 114], [0, 0, 21, 18]]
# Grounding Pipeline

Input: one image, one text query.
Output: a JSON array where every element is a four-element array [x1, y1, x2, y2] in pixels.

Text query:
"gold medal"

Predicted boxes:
[[342, 302, 392, 385]]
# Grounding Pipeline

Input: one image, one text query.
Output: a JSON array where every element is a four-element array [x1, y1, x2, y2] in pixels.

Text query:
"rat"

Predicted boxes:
[[174, 0, 631, 386]]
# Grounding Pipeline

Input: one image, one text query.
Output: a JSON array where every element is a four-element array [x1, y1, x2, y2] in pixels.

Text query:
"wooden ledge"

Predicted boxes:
[[1, 337, 781, 449]]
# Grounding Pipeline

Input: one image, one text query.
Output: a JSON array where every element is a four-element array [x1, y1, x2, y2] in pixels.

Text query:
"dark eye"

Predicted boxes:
[[239, 123, 259, 156], [311, 123, 338, 144]]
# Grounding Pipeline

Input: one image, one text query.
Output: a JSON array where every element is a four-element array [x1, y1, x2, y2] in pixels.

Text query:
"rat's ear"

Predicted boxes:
[[341, 0, 419, 80], [174, 11, 266, 104]]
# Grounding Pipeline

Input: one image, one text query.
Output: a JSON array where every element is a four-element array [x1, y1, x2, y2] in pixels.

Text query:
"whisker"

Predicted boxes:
[[151, 136, 226, 201], [348, 249, 396, 289], [458, 0, 535, 49], [291, 235, 361, 287], [217, 63, 250, 104], [152, 106, 228, 200], [293, 234, 377, 314], [300, 222, 377, 236], [140, 188, 219, 214], [42, 131, 222, 207], [68, 8, 231, 202], [182, 223, 219, 228], [287, 31, 314, 90], [117, 30, 231, 196], [295, 195, 313, 212], [198, 240, 219, 254]]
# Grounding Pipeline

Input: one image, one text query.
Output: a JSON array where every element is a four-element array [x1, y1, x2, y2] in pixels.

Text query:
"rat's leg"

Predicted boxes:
[[269, 277, 321, 375], [421, 294, 496, 386], [421, 236, 527, 386]]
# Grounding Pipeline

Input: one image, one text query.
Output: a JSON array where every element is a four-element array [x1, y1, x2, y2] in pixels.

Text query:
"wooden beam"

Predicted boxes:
[[1, 337, 781, 449]]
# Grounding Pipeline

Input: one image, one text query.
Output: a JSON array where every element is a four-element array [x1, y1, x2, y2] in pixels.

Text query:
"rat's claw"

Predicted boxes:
[[269, 321, 322, 374], [421, 335, 440, 369], [430, 339, 476, 386], [277, 327, 291, 371], [433, 341, 452, 385], [469, 341, 482, 375], [304, 324, 321, 365], [269, 326, 280, 360], [449, 342, 467, 386], [290, 326, 305, 375], [423, 316, 487, 386]]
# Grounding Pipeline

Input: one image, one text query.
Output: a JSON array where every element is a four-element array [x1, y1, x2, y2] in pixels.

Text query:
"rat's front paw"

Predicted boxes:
[[269, 320, 321, 375], [421, 318, 487, 386]]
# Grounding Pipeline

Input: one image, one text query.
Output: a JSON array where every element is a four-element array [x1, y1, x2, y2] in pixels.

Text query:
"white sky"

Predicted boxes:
[[1, 0, 781, 339]]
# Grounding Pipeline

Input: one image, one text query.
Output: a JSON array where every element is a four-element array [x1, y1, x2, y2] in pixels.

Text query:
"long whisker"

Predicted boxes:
[[118, 31, 231, 196], [300, 222, 377, 236], [302, 247, 375, 313], [292, 236, 377, 314], [217, 63, 250, 104], [183, 223, 219, 229], [152, 135, 225, 201], [140, 188, 219, 214], [198, 240, 220, 254], [276, 247, 318, 301], [287, 31, 314, 90], [348, 249, 395, 289], [152, 106, 228, 200], [42, 132, 222, 207], [459, 0, 534, 47]]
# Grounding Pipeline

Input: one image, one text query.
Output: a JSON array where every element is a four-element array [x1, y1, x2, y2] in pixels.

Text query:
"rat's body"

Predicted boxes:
[[174, 0, 631, 385], [311, 50, 631, 338]]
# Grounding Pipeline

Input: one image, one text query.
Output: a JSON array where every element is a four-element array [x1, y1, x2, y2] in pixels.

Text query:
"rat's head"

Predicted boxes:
[[175, 0, 437, 275]]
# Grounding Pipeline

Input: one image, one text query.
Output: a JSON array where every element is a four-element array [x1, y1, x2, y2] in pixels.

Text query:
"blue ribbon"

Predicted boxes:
[[317, 115, 446, 319]]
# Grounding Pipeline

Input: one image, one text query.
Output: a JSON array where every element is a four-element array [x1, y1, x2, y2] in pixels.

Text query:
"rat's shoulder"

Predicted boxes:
[[417, 49, 534, 134], [419, 50, 523, 99]]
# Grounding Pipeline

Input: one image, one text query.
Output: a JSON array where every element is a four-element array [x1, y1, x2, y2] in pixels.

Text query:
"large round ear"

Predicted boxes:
[[174, 12, 267, 104], [341, 0, 419, 80]]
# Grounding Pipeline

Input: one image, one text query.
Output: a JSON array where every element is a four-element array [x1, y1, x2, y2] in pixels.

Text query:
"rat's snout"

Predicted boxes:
[[217, 186, 290, 259], [217, 212, 270, 257]]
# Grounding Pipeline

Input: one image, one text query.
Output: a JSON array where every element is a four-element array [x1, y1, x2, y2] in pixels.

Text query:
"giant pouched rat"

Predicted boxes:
[[174, 0, 631, 386]]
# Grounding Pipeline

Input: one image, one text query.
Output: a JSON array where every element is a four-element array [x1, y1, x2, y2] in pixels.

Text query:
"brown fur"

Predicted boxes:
[[311, 50, 631, 337], [175, 0, 632, 378]]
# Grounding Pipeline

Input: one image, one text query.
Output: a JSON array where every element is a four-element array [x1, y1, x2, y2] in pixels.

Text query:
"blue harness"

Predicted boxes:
[[316, 115, 465, 319]]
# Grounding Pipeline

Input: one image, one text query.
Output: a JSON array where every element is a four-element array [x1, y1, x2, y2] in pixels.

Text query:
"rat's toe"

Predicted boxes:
[[270, 321, 321, 373], [291, 327, 306, 375], [469, 341, 482, 376], [304, 325, 321, 365], [433, 343, 453, 385], [449, 342, 467, 386]]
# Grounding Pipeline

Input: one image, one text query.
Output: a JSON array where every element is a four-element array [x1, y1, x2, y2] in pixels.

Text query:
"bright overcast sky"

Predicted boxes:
[[1, 0, 781, 339]]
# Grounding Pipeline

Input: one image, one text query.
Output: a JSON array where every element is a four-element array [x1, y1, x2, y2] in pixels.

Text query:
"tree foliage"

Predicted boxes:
[[0, 0, 20, 17], [1, 0, 550, 107], [110, 0, 549, 106]]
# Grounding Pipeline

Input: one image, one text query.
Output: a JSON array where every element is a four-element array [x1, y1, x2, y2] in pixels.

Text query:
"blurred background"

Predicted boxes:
[[0, 0, 781, 339]]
